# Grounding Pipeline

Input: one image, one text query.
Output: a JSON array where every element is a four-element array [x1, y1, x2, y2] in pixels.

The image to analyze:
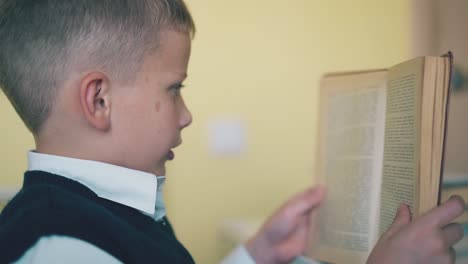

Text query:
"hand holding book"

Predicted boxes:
[[245, 186, 326, 264], [242, 185, 463, 264], [243, 186, 463, 264], [367, 196, 464, 264]]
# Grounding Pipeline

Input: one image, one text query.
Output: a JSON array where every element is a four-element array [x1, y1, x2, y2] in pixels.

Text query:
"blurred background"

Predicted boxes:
[[1, 0, 468, 263]]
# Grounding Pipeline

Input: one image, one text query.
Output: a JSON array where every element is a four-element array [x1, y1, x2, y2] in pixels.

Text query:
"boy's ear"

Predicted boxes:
[[79, 72, 112, 131]]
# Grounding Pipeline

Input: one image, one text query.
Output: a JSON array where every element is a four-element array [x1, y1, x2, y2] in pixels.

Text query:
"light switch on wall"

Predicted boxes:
[[208, 118, 247, 157]]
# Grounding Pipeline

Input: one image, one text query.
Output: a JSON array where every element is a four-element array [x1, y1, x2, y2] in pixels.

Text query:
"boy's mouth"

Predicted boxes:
[[167, 150, 175, 161]]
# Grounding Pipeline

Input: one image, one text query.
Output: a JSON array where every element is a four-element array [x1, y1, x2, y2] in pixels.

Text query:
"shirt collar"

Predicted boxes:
[[27, 151, 166, 220]]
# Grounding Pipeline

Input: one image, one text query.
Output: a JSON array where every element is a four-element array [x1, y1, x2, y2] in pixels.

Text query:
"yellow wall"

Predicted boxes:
[[0, 0, 410, 263], [0, 94, 34, 187]]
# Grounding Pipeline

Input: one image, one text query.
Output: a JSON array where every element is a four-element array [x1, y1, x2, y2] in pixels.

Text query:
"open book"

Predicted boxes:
[[308, 54, 453, 264]]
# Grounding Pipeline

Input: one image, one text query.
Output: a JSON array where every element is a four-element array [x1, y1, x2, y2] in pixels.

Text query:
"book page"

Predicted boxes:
[[311, 71, 387, 264], [378, 58, 423, 234]]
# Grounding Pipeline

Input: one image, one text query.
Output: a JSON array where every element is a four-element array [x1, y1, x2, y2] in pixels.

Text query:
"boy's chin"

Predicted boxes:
[[152, 166, 166, 176]]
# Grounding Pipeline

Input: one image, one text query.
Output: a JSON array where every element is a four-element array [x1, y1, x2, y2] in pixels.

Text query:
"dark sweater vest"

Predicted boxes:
[[0, 171, 195, 263]]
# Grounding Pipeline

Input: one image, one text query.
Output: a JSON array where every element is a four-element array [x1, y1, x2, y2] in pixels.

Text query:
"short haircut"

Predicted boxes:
[[0, 0, 195, 134]]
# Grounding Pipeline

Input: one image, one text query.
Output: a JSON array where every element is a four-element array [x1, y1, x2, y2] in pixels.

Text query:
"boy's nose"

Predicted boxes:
[[180, 111, 192, 129], [180, 105, 192, 129]]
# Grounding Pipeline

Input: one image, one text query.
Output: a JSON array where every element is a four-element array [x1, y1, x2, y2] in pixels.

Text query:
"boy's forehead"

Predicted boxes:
[[156, 30, 191, 58], [140, 31, 190, 79]]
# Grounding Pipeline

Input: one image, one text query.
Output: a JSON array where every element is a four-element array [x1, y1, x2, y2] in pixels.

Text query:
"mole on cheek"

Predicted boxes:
[[155, 101, 161, 112]]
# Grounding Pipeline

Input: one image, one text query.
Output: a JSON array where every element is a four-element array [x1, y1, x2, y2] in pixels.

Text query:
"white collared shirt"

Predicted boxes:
[[27, 151, 166, 220], [14, 151, 255, 264]]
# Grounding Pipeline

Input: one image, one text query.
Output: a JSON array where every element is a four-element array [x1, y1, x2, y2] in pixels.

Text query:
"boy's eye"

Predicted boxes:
[[169, 83, 184, 97]]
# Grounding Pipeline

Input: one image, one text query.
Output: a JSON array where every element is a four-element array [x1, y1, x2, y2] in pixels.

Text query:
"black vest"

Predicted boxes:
[[0, 171, 195, 263]]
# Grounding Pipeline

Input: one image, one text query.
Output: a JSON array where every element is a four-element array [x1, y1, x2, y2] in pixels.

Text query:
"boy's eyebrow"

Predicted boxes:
[[166, 72, 187, 81]]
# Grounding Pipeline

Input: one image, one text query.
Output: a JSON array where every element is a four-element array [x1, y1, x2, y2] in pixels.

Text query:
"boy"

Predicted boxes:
[[0, 0, 464, 263]]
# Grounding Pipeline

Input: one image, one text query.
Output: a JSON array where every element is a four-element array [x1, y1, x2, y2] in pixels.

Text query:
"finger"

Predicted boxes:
[[442, 223, 464, 247], [286, 185, 326, 217], [420, 195, 465, 228], [383, 203, 411, 238], [449, 247, 456, 264], [294, 215, 312, 252]]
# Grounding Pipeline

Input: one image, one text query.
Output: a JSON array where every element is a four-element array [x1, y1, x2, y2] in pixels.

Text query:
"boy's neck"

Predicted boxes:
[[35, 132, 112, 167]]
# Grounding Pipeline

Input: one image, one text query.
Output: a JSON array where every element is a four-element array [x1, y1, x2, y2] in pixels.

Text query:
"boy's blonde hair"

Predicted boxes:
[[0, 0, 195, 134]]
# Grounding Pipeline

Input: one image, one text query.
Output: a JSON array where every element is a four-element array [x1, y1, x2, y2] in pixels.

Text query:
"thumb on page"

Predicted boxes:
[[384, 204, 411, 238]]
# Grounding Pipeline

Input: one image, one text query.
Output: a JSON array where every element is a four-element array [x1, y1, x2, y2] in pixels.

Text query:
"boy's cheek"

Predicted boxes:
[[155, 101, 161, 112]]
